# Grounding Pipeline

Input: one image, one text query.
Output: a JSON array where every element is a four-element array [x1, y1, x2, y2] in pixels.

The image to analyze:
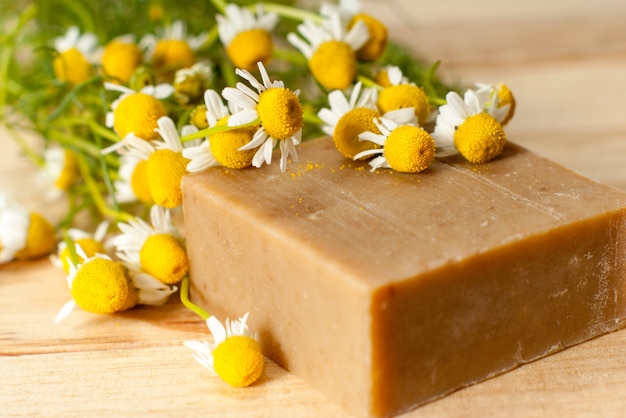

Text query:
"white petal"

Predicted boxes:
[[54, 300, 76, 325], [207, 316, 227, 345], [222, 87, 258, 110], [228, 109, 259, 127]]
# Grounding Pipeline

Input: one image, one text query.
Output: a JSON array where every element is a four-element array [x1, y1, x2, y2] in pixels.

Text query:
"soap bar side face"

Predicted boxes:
[[371, 211, 626, 416], [183, 180, 373, 415], [182, 137, 626, 418]]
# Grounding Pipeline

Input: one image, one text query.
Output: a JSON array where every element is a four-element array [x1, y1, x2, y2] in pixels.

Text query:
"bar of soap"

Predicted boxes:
[[182, 137, 626, 417]]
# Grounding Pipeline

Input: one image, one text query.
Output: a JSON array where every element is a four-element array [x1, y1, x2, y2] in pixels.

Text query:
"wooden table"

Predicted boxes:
[[3, 0, 626, 416]]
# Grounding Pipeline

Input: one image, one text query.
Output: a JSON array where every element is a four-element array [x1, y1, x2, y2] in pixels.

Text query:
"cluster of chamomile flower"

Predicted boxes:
[[2, 0, 516, 388]]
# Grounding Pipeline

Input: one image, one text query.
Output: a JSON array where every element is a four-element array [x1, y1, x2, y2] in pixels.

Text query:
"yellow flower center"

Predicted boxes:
[[139, 233, 188, 284], [226, 29, 274, 72], [71, 258, 131, 314], [147, 149, 189, 208], [256, 88, 303, 140], [55, 150, 78, 191], [454, 112, 506, 164], [497, 83, 516, 125], [377, 84, 430, 125], [130, 159, 154, 204], [384, 125, 434, 173], [375, 69, 392, 88], [190, 104, 209, 129], [149, 4, 164, 22], [349, 13, 388, 62], [53, 48, 92, 84], [60, 237, 106, 274], [14, 213, 56, 260], [152, 39, 196, 77], [102, 41, 143, 84], [210, 117, 258, 169], [333, 107, 380, 159], [212, 335, 264, 388], [309, 40, 356, 90], [113, 93, 167, 140]]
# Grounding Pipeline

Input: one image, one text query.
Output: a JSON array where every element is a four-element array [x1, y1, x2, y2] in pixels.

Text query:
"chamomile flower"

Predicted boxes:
[[184, 312, 264, 388], [52, 26, 100, 84], [173, 61, 213, 104], [113, 204, 187, 285], [375, 65, 408, 88], [322, 0, 388, 63], [39, 147, 79, 199], [141, 20, 208, 79], [216, 3, 279, 71], [355, 116, 435, 173], [183, 89, 258, 172], [0, 193, 56, 264], [105, 82, 174, 141], [54, 244, 175, 324], [377, 66, 432, 125], [432, 89, 507, 164], [114, 152, 153, 205], [222, 62, 303, 172], [101, 35, 144, 84], [287, 11, 369, 90], [54, 248, 137, 324], [318, 82, 415, 159], [474, 82, 516, 126], [53, 221, 109, 274]]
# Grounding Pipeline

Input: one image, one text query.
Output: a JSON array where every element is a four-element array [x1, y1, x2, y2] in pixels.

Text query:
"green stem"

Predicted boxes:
[[260, 2, 323, 23], [272, 47, 308, 67], [4, 125, 45, 167], [180, 276, 211, 321], [55, 117, 121, 143], [357, 75, 382, 90], [303, 110, 322, 126], [48, 130, 118, 167], [0, 5, 37, 121], [180, 118, 261, 143], [62, 230, 80, 265], [209, 0, 227, 13], [74, 152, 134, 223]]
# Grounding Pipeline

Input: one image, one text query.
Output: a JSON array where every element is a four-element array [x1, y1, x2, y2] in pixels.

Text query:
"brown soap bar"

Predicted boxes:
[[182, 137, 626, 417]]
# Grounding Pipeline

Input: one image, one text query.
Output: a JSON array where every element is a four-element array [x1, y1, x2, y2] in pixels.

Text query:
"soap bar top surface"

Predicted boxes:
[[184, 137, 626, 288]]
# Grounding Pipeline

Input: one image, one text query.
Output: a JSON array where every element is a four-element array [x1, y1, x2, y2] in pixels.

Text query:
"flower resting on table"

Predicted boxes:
[[355, 115, 435, 173], [0, 193, 56, 264], [53, 221, 110, 274], [287, 11, 369, 90], [54, 245, 176, 324], [216, 3, 279, 71], [184, 312, 264, 388], [222, 61, 303, 172], [113, 204, 188, 286]]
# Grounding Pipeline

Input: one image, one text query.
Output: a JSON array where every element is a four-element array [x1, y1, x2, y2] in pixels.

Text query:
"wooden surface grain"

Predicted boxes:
[[3, 0, 626, 416]]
